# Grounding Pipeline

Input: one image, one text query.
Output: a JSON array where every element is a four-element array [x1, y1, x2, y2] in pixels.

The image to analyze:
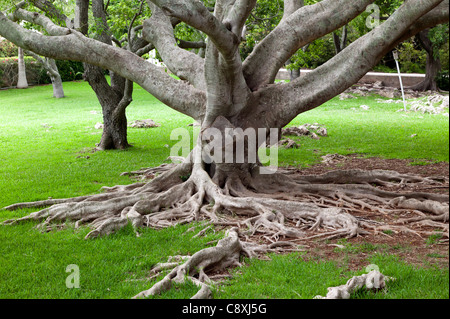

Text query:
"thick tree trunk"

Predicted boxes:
[[50, 73, 65, 98], [98, 103, 130, 151], [83, 63, 131, 150], [16, 47, 28, 89], [408, 29, 441, 91]]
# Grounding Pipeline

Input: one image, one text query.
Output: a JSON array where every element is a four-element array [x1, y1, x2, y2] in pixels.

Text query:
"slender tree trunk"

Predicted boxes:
[[333, 25, 348, 55], [408, 29, 441, 91], [25, 50, 65, 98], [48, 58, 65, 98], [16, 47, 28, 88], [285, 58, 300, 81]]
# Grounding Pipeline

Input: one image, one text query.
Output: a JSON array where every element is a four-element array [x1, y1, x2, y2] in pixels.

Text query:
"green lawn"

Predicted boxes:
[[0, 81, 448, 299]]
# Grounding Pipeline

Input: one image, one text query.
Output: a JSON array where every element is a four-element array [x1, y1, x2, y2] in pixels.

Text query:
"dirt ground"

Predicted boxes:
[[281, 155, 449, 270]]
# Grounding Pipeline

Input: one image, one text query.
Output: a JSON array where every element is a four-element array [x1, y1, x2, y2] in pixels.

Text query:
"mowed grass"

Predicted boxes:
[[0, 81, 448, 299]]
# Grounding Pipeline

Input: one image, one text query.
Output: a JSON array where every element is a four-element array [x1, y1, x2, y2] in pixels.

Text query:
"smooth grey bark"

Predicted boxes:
[[16, 47, 28, 89], [84, 63, 131, 150], [26, 50, 64, 98], [408, 29, 441, 91], [47, 58, 64, 98]]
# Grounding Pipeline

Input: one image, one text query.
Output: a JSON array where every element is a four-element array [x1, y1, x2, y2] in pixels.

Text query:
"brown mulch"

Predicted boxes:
[[273, 155, 449, 270]]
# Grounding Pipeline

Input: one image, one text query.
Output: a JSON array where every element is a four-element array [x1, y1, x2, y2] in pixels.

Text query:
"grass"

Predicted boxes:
[[281, 94, 449, 167], [218, 254, 449, 299], [0, 81, 448, 299]]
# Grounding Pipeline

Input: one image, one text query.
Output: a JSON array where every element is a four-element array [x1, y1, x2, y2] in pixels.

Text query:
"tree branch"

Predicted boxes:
[[143, 1, 206, 89], [256, 0, 447, 130], [202, 0, 253, 127], [25, 49, 59, 78], [243, 0, 375, 91], [0, 11, 206, 120], [147, 0, 239, 59], [11, 7, 70, 36], [176, 39, 206, 49], [28, 0, 74, 28]]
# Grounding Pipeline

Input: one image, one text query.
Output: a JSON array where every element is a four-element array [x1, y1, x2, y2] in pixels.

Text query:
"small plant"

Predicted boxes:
[[426, 232, 444, 245], [180, 174, 191, 182], [383, 229, 394, 235]]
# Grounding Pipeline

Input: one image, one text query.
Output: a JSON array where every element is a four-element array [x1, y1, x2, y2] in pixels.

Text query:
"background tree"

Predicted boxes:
[[0, 0, 448, 299], [408, 24, 449, 91], [16, 46, 27, 88], [25, 50, 64, 97]]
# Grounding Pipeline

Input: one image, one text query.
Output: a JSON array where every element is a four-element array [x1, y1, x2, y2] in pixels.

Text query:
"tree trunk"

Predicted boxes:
[[83, 63, 131, 150], [16, 47, 28, 89], [98, 99, 130, 151], [408, 29, 441, 91], [333, 25, 348, 55], [24, 50, 65, 98], [48, 58, 65, 98]]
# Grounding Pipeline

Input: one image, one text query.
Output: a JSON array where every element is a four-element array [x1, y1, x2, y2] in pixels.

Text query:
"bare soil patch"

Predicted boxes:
[[282, 155, 449, 270]]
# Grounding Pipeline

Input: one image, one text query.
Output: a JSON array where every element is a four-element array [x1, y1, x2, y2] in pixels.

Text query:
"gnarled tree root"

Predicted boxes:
[[133, 228, 243, 299], [314, 270, 394, 299], [1, 159, 448, 298]]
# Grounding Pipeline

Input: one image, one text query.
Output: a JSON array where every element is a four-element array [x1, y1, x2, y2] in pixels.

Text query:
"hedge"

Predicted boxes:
[[0, 57, 84, 88]]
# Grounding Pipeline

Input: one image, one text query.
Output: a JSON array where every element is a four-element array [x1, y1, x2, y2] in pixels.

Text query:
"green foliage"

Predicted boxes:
[[397, 39, 427, 74], [436, 70, 449, 91], [0, 39, 18, 57], [288, 36, 335, 70], [55, 60, 84, 82], [240, 0, 283, 60]]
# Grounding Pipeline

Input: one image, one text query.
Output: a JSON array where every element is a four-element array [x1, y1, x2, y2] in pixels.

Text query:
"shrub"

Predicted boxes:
[[55, 60, 84, 82], [436, 70, 449, 91], [0, 56, 84, 88], [0, 40, 18, 57]]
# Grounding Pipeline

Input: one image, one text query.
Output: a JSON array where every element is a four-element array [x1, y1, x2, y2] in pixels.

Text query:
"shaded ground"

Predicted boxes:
[[280, 155, 449, 270]]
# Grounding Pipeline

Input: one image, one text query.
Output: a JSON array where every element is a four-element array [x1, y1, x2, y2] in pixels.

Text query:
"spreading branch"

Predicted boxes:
[[243, 0, 376, 91], [0, 10, 206, 120], [148, 0, 239, 59], [256, 0, 447, 129], [143, 1, 206, 89]]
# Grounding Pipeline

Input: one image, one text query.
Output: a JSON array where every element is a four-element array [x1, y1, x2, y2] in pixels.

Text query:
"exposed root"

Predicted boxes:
[[133, 228, 243, 299], [2, 154, 448, 298], [296, 169, 447, 186], [314, 270, 394, 299]]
